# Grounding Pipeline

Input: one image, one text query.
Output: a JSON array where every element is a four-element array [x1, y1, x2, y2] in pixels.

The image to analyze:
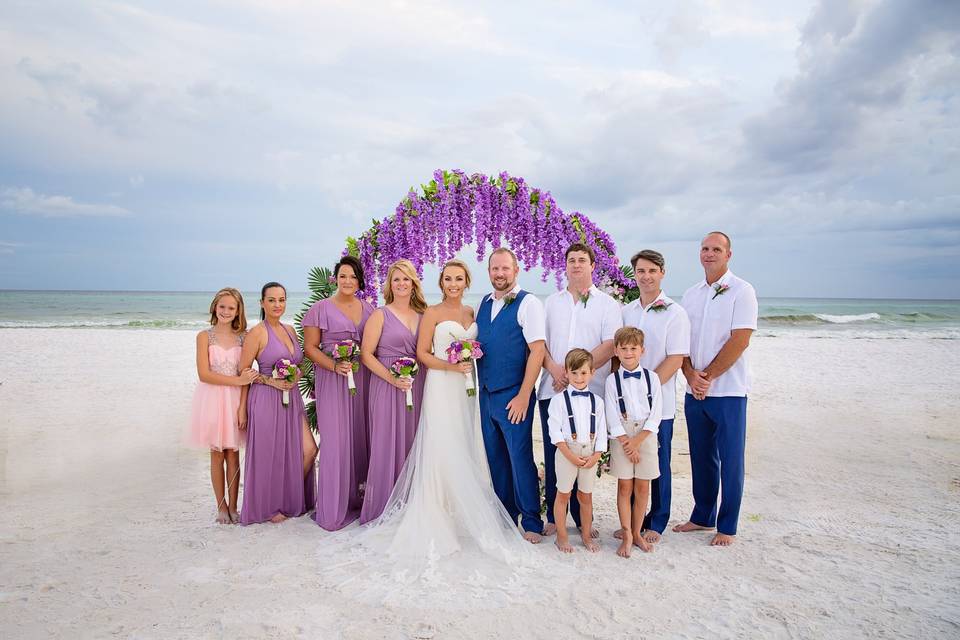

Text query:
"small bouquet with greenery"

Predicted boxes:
[[445, 337, 483, 396], [389, 357, 419, 410], [271, 358, 298, 407], [330, 339, 361, 395]]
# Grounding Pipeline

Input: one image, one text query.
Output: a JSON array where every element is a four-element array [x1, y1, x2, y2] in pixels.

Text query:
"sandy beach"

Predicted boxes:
[[1, 328, 958, 638]]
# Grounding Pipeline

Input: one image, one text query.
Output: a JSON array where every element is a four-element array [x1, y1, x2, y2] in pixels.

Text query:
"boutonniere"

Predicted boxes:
[[649, 299, 672, 312], [712, 283, 730, 300], [502, 293, 517, 307], [578, 290, 591, 308]]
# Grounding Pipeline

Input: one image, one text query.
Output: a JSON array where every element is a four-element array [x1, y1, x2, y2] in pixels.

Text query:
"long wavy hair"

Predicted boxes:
[[208, 287, 247, 333], [383, 259, 427, 313]]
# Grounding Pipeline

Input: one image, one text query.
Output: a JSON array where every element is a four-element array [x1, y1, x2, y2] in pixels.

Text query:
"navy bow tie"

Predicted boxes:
[[570, 390, 591, 397], [623, 371, 644, 379]]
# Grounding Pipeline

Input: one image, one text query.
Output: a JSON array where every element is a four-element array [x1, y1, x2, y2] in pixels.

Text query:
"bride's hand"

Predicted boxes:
[[450, 361, 472, 375]]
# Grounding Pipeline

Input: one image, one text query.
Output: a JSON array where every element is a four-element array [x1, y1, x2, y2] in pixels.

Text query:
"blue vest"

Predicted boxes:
[[476, 290, 530, 393]]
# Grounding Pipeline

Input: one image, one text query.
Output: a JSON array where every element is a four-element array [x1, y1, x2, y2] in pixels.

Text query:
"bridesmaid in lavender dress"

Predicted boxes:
[[238, 282, 319, 525], [303, 257, 374, 530], [359, 259, 428, 524]]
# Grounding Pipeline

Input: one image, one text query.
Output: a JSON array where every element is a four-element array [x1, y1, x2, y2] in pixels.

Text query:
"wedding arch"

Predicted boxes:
[[295, 169, 637, 429]]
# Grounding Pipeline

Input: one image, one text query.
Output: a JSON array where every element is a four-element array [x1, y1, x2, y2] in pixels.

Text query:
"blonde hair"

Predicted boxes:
[[209, 288, 247, 333], [564, 348, 594, 372], [614, 326, 645, 347], [383, 259, 427, 313], [439, 259, 472, 298]]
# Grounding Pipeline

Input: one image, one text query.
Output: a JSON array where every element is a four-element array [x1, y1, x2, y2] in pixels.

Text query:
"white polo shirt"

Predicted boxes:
[[477, 283, 546, 344], [547, 386, 608, 453], [604, 365, 663, 437], [538, 285, 623, 399], [680, 270, 758, 397], [622, 292, 690, 420]]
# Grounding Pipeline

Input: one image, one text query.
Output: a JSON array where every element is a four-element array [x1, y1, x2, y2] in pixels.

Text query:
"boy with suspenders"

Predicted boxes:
[[605, 327, 663, 557], [546, 348, 608, 553]]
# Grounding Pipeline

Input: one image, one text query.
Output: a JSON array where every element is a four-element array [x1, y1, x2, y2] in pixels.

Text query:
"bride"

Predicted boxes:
[[325, 260, 552, 607]]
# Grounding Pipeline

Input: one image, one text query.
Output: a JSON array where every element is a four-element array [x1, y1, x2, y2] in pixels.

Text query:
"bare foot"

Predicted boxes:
[[710, 533, 736, 546], [613, 529, 624, 540], [228, 510, 240, 524], [642, 530, 661, 544], [672, 521, 714, 533], [580, 526, 600, 539], [616, 530, 632, 558], [633, 535, 654, 553], [555, 538, 575, 553], [581, 534, 600, 553], [216, 509, 230, 525], [269, 513, 288, 523], [543, 522, 557, 536], [522, 531, 543, 544]]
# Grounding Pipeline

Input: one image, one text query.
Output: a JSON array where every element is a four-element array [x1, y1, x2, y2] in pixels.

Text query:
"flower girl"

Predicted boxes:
[[187, 288, 258, 524]]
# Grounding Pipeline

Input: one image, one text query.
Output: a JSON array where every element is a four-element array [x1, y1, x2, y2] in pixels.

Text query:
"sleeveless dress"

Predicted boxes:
[[359, 307, 426, 524], [239, 322, 314, 525], [187, 328, 245, 451], [301, 297, 373, 531]]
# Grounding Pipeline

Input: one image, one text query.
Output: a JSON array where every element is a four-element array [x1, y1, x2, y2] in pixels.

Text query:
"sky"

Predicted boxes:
[[1, 0, 958, 298]]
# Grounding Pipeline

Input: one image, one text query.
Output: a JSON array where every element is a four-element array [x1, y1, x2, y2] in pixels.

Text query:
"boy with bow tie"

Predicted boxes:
[[546, 348, 608, 553], [606, 327, 663, 557]]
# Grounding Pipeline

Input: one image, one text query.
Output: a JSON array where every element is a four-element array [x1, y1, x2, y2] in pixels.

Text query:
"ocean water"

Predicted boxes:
[[0, 290, 958, 339]]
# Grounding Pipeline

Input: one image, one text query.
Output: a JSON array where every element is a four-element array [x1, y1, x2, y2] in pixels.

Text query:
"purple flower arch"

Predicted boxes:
[[344, 169, 635, 303]]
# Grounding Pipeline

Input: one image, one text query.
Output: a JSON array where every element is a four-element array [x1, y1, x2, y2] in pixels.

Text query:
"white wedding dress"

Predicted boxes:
[[317, 321, 565, 609]]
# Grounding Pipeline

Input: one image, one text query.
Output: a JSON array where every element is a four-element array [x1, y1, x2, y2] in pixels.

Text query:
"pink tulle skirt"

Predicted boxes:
[[187, 382, 244, 451]]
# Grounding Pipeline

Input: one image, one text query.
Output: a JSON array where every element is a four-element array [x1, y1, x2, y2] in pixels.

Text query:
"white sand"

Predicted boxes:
[[1, 329, 958, 638]]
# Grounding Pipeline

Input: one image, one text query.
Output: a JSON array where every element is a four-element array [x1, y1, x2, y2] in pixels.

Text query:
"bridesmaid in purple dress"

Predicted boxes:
[[238, 282, 319, 525], [302, 257, 374, 530], [359, 259, 428, 523]]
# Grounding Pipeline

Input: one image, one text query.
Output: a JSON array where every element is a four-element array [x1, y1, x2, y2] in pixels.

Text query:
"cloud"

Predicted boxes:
[[1, 187, 131, 218], [742, 0, 960, 175], [0, 241, 22, 255]]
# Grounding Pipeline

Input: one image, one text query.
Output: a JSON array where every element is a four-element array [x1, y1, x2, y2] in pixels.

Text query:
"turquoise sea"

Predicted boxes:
[[0, 291, 958, 339]]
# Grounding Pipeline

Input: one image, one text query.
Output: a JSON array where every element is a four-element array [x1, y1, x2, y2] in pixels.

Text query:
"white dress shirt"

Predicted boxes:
[[538, 285, 623, 399], [604, 364, 663, 437], [680, 270, 758, 397], [547, 386, 608, 453], [478, 283, 546, 344], [622, 292, 690, 420]]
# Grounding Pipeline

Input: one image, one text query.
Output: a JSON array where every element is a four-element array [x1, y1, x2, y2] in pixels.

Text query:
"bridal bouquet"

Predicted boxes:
[[389, 357, 419, 410], [446, 337, 483, 396], [271, 358, 298, 406], [330, 339, 361, 395]]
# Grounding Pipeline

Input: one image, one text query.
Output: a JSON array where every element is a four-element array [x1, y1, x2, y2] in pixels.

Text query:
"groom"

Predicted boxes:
[[476, 247, 546, 543]]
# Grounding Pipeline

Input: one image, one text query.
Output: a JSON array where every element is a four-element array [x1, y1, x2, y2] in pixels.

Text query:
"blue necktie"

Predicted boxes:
[[571, 390, 591, 397], [623, 371, 643, 380]]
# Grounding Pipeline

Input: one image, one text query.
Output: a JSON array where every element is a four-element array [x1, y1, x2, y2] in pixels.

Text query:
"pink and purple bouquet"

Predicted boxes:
[[329, 339, 361, 395], [389, 357, 419, 410], [271, 358, 298, 406], [445, 337, 483, 396]]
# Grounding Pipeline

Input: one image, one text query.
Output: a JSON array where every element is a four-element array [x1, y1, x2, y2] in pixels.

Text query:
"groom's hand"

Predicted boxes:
[[505, 394, 529, 424]]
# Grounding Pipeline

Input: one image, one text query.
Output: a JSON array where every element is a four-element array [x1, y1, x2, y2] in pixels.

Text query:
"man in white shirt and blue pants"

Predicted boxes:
[[675, 232, 758, 547], [539, 243, 622, 536]]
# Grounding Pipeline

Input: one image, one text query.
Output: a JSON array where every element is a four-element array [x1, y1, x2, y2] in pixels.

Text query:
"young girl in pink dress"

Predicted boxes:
[[188, 288, 258, 524]]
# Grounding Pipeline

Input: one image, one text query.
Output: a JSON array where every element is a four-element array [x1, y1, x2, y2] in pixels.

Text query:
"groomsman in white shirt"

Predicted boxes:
[[619, 249, 690, 545], [539, 242, 623, 536], [675, 232, 757, 546]]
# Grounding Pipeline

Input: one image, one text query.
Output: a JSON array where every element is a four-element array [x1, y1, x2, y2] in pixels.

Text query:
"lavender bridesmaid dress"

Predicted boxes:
[[240, 322, 314, 525], [302, 297, 373, 531], [359, 308, 426, 524]]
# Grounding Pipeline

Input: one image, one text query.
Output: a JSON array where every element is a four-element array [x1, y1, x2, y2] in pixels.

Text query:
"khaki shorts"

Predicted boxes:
[[554, 440, 598, 494], [609, 429, 660, 480]]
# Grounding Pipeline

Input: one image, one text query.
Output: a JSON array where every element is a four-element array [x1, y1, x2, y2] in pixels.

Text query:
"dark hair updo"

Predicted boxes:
[[259, 281, 286, 320]]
